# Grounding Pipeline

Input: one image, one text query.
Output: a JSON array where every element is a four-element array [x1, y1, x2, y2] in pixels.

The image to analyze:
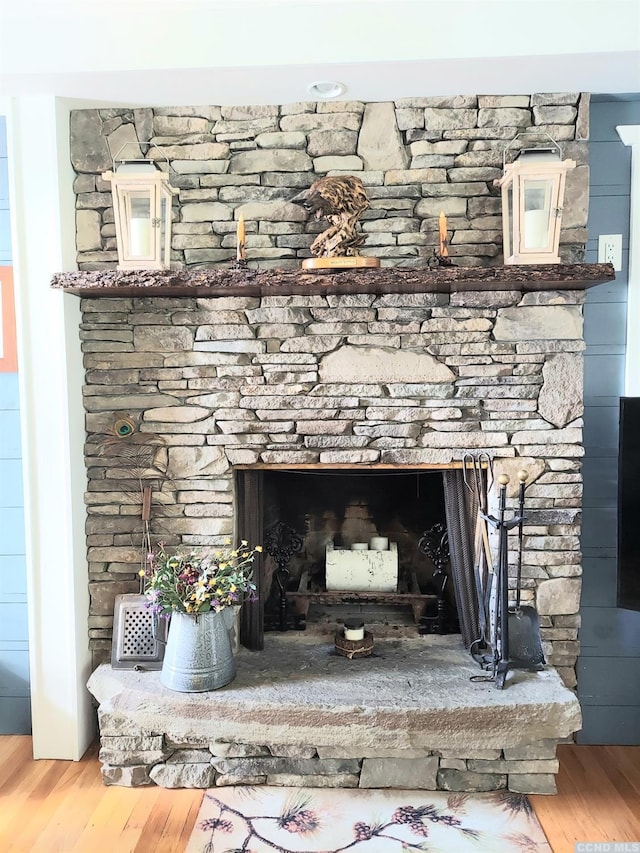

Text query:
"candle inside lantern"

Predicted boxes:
[[236, 213, 246, 261], [523, 209, 549, 250], [129, 217, 151, 257], [439, 211, 448, 257]]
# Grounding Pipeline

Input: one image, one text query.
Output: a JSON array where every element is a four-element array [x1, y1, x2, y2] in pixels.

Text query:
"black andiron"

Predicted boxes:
[[263, 522, 303, 632], [417, 522, 453, 635]]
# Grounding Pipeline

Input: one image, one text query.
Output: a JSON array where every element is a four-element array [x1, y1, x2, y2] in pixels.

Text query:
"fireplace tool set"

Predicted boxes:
[[507, 471, 546, 675], [469, 462, 545, 689]]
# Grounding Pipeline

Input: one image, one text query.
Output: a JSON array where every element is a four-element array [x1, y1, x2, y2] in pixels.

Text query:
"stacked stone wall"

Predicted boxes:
[[71, 93, 589, 270], [83, 287, 584, 687], [98, 729, 561, 794]]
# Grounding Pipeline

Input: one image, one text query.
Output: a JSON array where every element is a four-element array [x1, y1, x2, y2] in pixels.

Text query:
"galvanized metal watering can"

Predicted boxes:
[[160, 607, 237, 692]]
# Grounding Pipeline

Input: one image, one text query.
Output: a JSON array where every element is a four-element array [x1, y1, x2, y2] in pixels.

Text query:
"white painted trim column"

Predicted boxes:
[[617, 124, 640, 397], [5, 96, 94, 759]]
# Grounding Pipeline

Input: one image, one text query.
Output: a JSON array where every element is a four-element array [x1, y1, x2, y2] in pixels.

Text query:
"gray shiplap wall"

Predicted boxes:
[[578, 95, 640, 744]]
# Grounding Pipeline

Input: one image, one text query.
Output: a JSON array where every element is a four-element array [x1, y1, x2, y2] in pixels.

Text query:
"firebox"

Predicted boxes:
[[236, 466, 483, 652], [265, 469, 453, 632]]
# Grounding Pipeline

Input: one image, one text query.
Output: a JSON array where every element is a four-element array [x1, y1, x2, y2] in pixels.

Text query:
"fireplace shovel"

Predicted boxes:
[[483, 473, 542, 688], [486, 475, 522, 688], [508, 470, 545, 672]]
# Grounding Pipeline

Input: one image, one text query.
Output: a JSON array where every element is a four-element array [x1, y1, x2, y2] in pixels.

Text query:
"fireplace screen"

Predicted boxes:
[[236, 468, 483, 653]]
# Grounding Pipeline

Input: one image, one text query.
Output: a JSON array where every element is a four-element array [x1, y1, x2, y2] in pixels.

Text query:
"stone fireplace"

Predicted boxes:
[[54, 263, 612, 791], [55, 84, 608, 793]]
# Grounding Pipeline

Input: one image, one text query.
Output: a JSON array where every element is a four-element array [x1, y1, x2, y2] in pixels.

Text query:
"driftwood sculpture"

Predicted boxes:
[[291, 175, 370, 258]]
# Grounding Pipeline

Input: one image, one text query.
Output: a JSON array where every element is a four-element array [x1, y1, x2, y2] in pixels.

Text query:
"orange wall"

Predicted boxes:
[[0, 267, 17, 372]]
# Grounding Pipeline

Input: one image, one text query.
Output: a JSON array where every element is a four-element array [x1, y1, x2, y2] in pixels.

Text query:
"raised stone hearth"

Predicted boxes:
[[88, 634, 581, 793]]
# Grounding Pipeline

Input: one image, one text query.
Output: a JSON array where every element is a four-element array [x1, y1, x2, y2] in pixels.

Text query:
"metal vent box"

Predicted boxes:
[[111, 594, 167, 670]]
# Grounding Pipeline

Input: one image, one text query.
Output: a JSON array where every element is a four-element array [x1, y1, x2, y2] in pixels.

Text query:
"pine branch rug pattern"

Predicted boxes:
[[186, 786, 551, 853]]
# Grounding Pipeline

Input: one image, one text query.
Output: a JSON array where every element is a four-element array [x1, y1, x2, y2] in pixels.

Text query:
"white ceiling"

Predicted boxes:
[[1, 0, 639, 106]]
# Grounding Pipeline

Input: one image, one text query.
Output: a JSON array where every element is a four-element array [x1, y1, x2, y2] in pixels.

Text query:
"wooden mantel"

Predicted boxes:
[[51, 263, 615, 299]]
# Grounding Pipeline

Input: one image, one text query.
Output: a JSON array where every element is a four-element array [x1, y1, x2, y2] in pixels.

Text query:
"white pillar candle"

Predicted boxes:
[[344, 620, 365, 641], [129, 218, 151, 256], [369, 536, 389, 551], [351, 542, 368, 551], [523, 209, 549, 250]]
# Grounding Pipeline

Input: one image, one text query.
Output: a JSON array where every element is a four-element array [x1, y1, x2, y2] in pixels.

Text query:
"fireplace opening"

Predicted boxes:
[[261, 469, 458, 636], [236, 467, 483, 651]]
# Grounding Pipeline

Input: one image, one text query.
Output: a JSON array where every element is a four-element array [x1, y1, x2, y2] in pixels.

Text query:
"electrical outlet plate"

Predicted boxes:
[[598, 234, 623, 271]]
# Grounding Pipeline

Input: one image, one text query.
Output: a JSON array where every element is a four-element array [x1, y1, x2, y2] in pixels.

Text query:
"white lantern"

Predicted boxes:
[[494, 135, 576, 265], [102, 149, 177, 270]]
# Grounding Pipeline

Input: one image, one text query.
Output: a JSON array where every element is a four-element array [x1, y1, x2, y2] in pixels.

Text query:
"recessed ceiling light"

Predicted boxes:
[[306, 80, 347, 99]]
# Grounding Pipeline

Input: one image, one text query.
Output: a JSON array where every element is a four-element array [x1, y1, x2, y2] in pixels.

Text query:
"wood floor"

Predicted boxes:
[[0, 737, 638, 852]]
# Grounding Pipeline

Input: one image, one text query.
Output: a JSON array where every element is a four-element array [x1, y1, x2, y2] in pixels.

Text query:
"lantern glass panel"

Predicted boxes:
[[160, 195, 168, 259], [522, 178, 553, 250], [504, 183, 513, 260], [125, 192, 153, 258]]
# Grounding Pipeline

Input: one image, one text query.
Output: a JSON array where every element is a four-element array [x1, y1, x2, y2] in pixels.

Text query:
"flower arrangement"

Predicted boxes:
[[142, 540, 261, 617]]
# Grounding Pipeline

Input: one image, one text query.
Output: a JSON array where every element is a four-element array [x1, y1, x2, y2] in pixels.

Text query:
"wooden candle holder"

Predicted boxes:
[[334, 630, 374, 660]]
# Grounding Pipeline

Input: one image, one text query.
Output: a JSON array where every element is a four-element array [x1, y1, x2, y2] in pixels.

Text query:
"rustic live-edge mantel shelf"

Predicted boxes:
[[51, 262, 615, 298]]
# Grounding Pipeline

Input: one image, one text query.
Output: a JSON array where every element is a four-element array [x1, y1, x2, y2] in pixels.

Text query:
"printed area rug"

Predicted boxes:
[[186, 786, 551, 852]]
